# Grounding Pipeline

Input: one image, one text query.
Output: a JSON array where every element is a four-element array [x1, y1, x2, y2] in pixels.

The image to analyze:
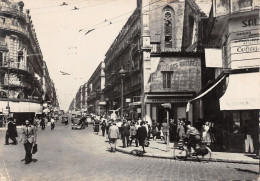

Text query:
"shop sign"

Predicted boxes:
[[231, 37, 260, 54], [229, 16, 259, 34], [146, 98, 190, 104], [228, 29, 260, 41], [229, 37, 260, 69]]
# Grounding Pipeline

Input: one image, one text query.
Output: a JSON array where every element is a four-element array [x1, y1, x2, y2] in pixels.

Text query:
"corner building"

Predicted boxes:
[[0, 0, 56, 124], [103, 0, 207, 126]]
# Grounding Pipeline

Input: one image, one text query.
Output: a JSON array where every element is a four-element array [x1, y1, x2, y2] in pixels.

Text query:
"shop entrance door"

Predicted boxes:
[[177, 107, 186, 120]]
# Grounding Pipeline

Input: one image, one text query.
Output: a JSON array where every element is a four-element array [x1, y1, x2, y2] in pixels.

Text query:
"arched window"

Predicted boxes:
[[164, 11, 172, 48], [162, 6, 175, 49]]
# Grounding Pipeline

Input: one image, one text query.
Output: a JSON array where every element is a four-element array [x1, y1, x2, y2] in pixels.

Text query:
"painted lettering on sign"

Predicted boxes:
[[148, 57, 201, 93], [237, 45, 260, 53], [242, 18, 259, 27], [159, 60, 199, 71]]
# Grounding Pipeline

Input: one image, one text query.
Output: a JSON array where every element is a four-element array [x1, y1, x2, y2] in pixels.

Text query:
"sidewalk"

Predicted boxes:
[[102, 133, 259, 165]]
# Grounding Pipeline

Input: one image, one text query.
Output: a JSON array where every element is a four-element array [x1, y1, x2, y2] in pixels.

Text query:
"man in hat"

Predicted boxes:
[[5, 117, 18, 145], [19, 120, 37, 164]]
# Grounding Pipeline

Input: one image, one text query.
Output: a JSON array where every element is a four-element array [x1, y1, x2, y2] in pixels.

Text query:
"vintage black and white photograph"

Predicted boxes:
[[0, 0, 259, 180]]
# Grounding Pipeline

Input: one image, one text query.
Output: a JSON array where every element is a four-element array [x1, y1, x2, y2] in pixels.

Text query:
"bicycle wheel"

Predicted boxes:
[[196, 146, 212, 162], [173, 146, 188, 160]]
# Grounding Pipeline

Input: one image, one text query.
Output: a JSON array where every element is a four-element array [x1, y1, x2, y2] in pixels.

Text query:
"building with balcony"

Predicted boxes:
[[104, 6, 142, 120], [0, 0, 57, 124]]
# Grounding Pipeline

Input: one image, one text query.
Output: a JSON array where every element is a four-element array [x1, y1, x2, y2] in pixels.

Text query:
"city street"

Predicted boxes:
[[0, 121, 258, 181]]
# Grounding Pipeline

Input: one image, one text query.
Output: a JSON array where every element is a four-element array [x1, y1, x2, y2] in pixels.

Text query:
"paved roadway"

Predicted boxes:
[[0, 121, 259, 181]]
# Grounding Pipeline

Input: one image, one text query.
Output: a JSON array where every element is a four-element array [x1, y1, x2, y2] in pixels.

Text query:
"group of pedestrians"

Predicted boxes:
[[93, 116, 215, 155], [5, 117, 37, 164], [107, 119, 149, 153], [93, 117, 150, 153], [39, 116, 56, 130]]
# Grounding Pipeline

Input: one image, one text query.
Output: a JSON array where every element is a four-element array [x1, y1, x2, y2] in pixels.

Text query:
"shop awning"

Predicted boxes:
[[220, 72, 260, 110], [0, 101, 43, 114], [186, 75, 226, 112]]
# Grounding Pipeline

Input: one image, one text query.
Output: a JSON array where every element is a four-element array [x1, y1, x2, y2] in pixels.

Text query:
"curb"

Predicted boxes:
[[115, 148, 259, 165]]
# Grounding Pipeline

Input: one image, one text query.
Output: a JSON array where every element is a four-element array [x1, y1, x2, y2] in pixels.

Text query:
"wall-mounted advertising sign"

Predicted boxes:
[[144, 57, 201, 92]]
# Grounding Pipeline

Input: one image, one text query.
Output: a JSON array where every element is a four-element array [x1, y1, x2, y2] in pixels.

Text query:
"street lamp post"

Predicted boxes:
[[161, 103, 171, 151], [119, 67, 125, 119], [6, 59, 12, 117]]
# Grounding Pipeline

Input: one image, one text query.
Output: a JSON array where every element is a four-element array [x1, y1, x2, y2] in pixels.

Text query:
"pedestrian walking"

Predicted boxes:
[[106, 120, 112, 138], [116, 119, 123, 139], [5, 117, 18, 145], [93, 119, 100, 134], [40, 117, 46, 130], [136, 121, 147, 153], [242, 120, 254, 154], [64, 117, 69, 127], [51, 117, 55, 130], [129, 122, 138, 147], [121, 120, 130, 148], [162, 119, 169, 144], [108, 122, 119, 152], [201, 121, 211, 145], [101, 120, 106, 137], [19, 120, 37, 164], [177, 119, 186, 142], [151, 120, 159, 141]]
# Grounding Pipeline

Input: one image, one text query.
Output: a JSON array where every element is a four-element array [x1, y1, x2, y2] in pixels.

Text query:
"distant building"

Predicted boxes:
[[87, 61, 105, 116]]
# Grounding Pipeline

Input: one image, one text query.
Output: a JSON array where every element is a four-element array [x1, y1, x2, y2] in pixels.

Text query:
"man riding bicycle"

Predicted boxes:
[[185, 121, 201, 156]]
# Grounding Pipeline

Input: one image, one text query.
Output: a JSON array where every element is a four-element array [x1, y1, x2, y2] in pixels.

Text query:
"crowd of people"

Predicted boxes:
[[91, 116, 215, 155]]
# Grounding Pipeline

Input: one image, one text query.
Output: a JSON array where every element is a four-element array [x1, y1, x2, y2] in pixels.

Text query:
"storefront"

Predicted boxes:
[[219, 71, 260, 153]]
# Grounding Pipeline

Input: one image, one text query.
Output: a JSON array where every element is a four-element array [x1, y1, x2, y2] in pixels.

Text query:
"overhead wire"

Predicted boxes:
[[28, 0, 96, 10], [31, 0, 115, 16], [72, 0, 166, 47]]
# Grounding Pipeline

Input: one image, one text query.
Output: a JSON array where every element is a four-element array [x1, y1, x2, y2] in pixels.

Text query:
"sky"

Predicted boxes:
[[14, 0, 137, 110]]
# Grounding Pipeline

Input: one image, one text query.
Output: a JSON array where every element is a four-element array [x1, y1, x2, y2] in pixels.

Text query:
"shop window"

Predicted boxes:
[[162, 71, 172, 88]]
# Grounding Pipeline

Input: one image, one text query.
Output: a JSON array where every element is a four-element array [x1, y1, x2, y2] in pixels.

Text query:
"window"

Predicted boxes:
[[164, 11, 172, 48], [162, 71, 172, 88]]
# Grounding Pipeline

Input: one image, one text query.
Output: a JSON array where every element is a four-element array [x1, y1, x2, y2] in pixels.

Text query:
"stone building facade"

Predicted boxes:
[[0, 0, 57, 124]]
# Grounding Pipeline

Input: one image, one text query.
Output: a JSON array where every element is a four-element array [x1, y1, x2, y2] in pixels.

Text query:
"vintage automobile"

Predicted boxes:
[[71, 117, 86, 130]]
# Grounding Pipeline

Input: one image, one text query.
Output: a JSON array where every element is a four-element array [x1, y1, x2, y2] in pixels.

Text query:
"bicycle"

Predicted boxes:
[[173, 140, 212, 162]]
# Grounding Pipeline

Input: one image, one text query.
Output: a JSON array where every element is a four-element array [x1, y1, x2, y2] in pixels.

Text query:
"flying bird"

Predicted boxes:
[[109, 21, 112, 25], [104, 19, 108, 22], [85, 28, 95, 35], [72, 6, 79, 10], [60, 71, 70, 75], [60, 2, 68, 6]]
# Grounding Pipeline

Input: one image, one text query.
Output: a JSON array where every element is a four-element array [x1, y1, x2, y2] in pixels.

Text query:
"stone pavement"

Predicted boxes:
[[98, 131, 259, 165], [0, 124, 259, 180]]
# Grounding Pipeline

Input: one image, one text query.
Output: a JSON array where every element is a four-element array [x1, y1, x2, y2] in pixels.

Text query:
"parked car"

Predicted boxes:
[[71, 117, 86, 130]]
